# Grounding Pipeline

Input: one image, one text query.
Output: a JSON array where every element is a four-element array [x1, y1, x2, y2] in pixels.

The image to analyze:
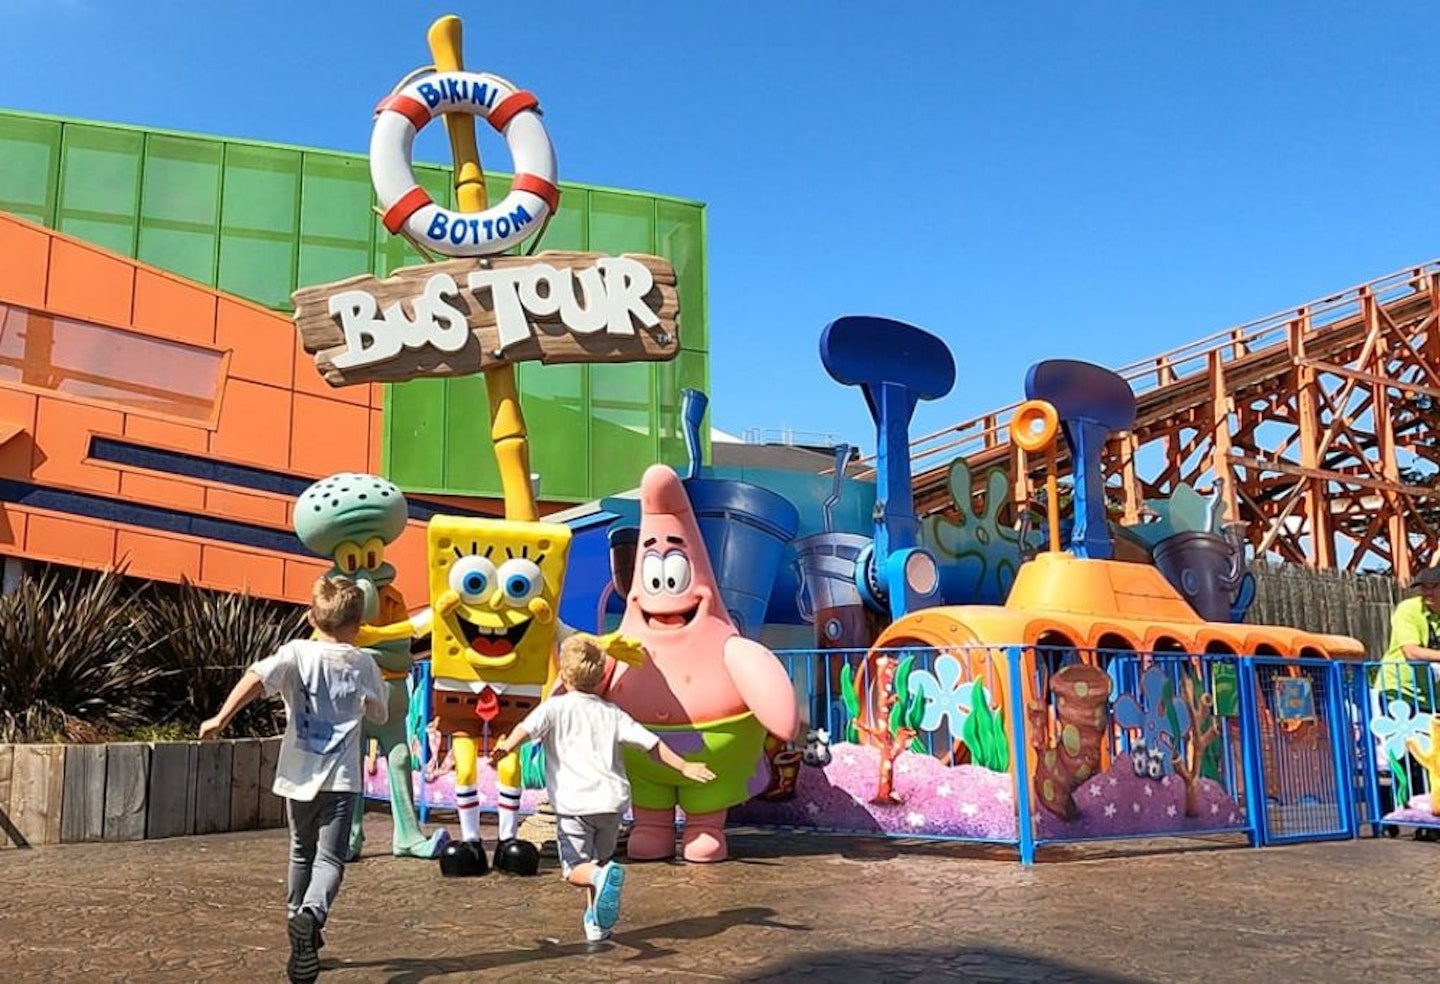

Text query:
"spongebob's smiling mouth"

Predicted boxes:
[[458, 615, 531, 659]]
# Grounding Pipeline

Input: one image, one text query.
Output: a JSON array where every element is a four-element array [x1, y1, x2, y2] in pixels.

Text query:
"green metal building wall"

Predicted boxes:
[[0, 109, 708, 502]]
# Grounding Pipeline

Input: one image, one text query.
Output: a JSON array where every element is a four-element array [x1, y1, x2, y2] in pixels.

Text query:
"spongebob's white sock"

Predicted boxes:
[[497, 784, 521, 840], [455, 784, 481, 842]]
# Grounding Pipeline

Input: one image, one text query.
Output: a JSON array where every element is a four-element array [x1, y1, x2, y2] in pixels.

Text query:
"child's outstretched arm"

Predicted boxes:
[[488, 726, 531, 766], [199, 670, 264, 740], [648, 741, 716, 784]]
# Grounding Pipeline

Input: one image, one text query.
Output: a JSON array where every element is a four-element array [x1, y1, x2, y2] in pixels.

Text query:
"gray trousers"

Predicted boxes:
[[286, 792, 355, 927]]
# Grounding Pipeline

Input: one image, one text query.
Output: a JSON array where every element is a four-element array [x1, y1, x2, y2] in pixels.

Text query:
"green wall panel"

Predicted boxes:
[[218, 144, 301, 310], [657, 199, 708, 353], [519, 361, 588, 500], [137, 135, 222, 285], [0, 116, 61, 223], [0, 110, 708, 504], [296, 154, 374, 291], [57, 124, 143, 255]]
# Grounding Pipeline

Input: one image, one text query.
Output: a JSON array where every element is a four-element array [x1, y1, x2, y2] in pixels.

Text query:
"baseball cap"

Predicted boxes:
[[1412, 566, 1440, 588]]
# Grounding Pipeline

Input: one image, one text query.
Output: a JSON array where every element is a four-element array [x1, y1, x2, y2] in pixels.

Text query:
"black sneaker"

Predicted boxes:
[[287, 912, 321, 984]]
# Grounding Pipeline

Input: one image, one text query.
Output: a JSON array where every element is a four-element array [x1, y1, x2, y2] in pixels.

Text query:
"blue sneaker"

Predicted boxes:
[[592, 862, 625, 931], [583, 907, 609, 942]]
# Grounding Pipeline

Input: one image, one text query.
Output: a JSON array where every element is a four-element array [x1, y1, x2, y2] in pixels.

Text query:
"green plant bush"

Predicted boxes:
[[147, 578, 308, 738], [0, 563, 310, 743], [0, 563, 171, 743]]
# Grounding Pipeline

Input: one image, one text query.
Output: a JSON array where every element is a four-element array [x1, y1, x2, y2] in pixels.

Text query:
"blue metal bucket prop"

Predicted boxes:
[[684, 477, 800, 640]]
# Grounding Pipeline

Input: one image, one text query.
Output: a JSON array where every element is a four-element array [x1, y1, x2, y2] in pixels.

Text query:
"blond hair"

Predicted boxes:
[[311, 575, 365, 634], [559, 633, 606, 692]]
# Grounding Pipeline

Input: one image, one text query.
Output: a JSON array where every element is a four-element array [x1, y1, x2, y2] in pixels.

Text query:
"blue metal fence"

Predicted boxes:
[[363, 645, 1440, 863], [1357, 660, 1440, 838]]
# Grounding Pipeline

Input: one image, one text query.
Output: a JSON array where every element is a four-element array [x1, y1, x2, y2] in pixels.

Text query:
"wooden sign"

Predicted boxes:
[[292, 250, 681, 386]]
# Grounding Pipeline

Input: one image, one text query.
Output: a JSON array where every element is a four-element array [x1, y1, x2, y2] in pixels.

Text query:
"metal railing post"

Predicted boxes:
[[1007, 644, 1037, 865], [1325, 660, 1358, 839], [1235, 656, 1269, 848]]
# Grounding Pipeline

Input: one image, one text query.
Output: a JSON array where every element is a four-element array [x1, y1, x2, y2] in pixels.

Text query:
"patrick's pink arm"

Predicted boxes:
[[724, 637, 800, 741]]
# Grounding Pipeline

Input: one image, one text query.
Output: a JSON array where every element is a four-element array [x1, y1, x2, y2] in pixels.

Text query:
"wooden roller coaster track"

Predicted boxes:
[[873, 261, 1440, 580]]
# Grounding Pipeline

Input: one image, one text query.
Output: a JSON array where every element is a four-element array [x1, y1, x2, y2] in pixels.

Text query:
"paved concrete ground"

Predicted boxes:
[[0, 812, 1431, 983]]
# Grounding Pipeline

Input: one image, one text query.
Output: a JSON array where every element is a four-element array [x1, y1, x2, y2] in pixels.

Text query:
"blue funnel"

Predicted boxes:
[[1024, 360, 1136, 560], [821, 316, 954, 618], [678, 389, 800, 639]]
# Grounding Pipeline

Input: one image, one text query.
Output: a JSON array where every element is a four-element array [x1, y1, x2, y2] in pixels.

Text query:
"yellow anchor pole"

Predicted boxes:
[[427, 14, 538, 524]]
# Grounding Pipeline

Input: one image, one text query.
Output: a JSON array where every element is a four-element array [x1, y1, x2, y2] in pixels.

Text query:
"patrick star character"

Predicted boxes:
[[603, 465, 801, 862]]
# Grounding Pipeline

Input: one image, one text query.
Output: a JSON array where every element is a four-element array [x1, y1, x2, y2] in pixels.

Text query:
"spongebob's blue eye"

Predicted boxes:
[[497, 558, 543, 606], [449, 556, 497, 604]]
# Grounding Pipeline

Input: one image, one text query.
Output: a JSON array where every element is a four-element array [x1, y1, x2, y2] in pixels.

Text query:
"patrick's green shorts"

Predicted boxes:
[[623, 711, 767, 814]]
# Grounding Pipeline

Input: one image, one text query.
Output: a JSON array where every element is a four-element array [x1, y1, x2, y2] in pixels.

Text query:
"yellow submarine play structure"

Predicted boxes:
[[872, 357, 1363, 700], [731, 352, 1369, 859]]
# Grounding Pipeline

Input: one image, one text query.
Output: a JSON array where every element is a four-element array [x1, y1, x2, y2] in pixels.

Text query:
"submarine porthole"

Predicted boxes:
[[1032, 630, 1080, 695]]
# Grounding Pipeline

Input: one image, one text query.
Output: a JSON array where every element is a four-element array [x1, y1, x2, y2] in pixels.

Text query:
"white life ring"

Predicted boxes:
[[370, 70, 559, 257]]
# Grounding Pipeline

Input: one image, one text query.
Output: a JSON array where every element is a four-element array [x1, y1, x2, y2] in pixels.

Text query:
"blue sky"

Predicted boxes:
[[5, 1, 1438, 455]]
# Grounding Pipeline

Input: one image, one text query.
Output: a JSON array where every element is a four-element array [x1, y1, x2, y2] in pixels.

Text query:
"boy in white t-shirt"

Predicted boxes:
[[201, 575, 386, 984], [489, 633, 714, 942]]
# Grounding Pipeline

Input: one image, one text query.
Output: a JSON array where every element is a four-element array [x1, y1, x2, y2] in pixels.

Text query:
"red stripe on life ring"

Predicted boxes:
[[382, 186, 433, 234], [488, 91, 539, 131], [375, 94, 432, 132], [511, 173, 560, 213]]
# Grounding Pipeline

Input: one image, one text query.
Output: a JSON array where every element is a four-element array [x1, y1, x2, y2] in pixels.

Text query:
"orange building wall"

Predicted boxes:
[[0, 211, 500, 607]]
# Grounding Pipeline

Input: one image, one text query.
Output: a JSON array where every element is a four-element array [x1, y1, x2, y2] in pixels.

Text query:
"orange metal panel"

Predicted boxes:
[[284, 557, 331, 604], [45, 239, 134, 327], [210, 380, 293, 471], [0, 503, 26, 553], [367, 408, 384, 474], [115, 529, 203, 583], [26, 512, 118, 567], [205, 486, 288, 528], [32, 398, 124, 493], [0, 216, 50, 308], [289, 393, 369, 477], [119, 470, 205, 512], [123, 412, 210, 453], [216, 298, 295, 390], [292, 336, 369, 407], [387, 524, 430, 609], [200, 543, 286, 599], [0, 388, 38, 480], [131, 269, 218, 347]]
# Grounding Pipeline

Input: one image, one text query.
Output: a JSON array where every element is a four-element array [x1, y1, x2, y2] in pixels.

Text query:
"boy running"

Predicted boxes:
[[201, 575, 386, 983], [489, 632, 714, 941]]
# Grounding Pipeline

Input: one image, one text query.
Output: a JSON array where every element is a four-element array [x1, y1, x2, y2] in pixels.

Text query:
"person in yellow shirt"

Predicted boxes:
[[1376, 566, 1440, 815], [1379, 566, 1440, 712]]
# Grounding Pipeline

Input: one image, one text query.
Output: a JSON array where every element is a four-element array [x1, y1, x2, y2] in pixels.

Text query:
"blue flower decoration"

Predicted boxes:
[[1369, 699, 1432, 762], [1113, 665, 1190, 776], [908, 655, 976, 733]]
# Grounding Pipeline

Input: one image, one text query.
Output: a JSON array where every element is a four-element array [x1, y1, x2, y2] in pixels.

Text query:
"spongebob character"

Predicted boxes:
[[293, 473, 449, 861], [426, 517, 573, 876]]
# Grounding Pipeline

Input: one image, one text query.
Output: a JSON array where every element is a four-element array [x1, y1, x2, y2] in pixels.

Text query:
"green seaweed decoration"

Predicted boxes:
[[840, 662, 861, 744], [520, 740, 547, 791], [890, 655, 927, 754], [1391, 750, 1412, 807], [962, 681, 1010, 772]]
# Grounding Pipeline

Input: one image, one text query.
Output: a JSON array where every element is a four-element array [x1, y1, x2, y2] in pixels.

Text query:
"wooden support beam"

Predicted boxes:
[[1208, 352, 1239, 522], [1230, 453, 1439, 499], [1293, 315, 1334, 568]]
